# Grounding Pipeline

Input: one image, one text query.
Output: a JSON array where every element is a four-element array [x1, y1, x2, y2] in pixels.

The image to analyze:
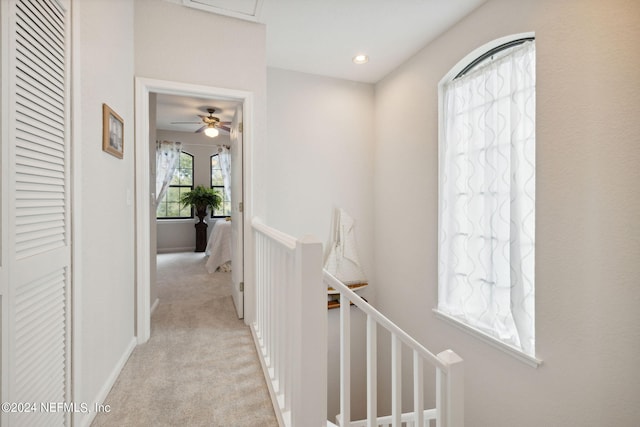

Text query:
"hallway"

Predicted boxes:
[[92, 252, 277, 426]]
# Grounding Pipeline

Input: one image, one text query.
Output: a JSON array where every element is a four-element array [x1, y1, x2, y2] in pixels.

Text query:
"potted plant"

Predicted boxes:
[[180, 185, 222, 252]]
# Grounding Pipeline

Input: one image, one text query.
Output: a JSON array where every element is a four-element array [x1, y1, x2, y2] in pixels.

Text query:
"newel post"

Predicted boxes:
[[436, 349, 464, 427], [291, 235, 327, 426]]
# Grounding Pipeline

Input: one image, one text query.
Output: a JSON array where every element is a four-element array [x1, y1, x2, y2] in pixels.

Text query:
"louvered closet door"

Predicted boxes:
[[4, 0, 72, 426]]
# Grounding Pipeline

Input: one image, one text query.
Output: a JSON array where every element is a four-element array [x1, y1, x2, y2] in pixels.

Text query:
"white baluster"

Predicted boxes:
[[413, 350, 424, 427], [255, 232, 260, 335], [284, 253, 293, 412], [265, 238, 271, 362], [260, 234, 265, 342], [341, 292, 351, 425], [392, 334, 401, 427], [268, 242, 274, 369], [367, 315, 377, 427]]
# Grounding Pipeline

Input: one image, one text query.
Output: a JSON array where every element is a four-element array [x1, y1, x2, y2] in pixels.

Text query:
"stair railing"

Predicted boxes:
[[324, 271, 464, 427], [251, 217, 327, 427], [250, 217, 462, 427]]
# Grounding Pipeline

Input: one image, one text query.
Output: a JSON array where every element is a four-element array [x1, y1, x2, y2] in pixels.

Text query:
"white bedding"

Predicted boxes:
[[205, 220, 232, 273]]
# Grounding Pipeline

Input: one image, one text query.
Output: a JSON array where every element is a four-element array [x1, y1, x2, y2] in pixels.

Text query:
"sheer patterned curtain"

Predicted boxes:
[[155, 140, 182, 204], [217, 146, 231, 203], [438, 41, 536, 355]]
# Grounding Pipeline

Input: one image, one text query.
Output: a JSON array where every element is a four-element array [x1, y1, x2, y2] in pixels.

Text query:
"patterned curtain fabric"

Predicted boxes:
[[155, 140, 183, 205], [438, 41, 536, 355], [218, 146, 231, 203]]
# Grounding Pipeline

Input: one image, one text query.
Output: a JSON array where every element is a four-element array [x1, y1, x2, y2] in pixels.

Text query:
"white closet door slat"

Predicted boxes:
[[16, 70, 65, 107], [15, 23, 64, 76], [16, 94, 65, 129], [16, 104, 65, 136], [15, 43, 64, 89], [18, 0, 65, 40], [15, 161, 64, 179], [15, 174, 65, 188], [16, 213, 64, 226], [16, 4, 65, 56], [16, 146, 64, 167], [15, 156, 65, 174]]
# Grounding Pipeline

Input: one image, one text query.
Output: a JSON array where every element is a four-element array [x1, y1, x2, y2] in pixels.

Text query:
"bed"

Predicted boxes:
[[205, 219, 232, 273]]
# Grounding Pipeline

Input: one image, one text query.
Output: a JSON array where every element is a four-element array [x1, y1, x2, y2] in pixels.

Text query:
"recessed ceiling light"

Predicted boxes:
[[352, 54, 369, 65]]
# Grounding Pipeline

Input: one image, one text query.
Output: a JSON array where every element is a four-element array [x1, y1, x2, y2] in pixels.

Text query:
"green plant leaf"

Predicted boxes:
[[179, 185, 222, 212]]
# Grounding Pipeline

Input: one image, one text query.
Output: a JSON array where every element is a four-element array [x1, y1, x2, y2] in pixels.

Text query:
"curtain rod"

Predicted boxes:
[[454, 37, 535, 80]]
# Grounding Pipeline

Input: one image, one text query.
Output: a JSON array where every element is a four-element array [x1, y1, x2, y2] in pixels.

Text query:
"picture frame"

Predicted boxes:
[[102, 103, 124, 159]]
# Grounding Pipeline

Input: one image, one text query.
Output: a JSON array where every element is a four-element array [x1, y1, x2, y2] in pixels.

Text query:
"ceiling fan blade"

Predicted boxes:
[[195, 125, 207, 133], [171, 121, 201, 124], [219, 125, 231, 133], [220, 121, 232, 126]]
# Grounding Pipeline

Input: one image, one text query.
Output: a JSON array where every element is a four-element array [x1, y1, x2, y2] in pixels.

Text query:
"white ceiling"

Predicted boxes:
[[158, 0, 486, 129], [180, 0, 486, 83], [261, 0, 486, 83]]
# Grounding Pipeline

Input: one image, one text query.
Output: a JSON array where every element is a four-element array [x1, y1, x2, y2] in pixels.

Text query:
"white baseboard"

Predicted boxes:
[[156, 246, 195, 254], [77, 336, 137, 427], [150, 298, 160, 316]]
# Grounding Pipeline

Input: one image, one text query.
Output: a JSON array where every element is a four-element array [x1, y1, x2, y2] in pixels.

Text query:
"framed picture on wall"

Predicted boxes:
[[102, 103, 124, 159]]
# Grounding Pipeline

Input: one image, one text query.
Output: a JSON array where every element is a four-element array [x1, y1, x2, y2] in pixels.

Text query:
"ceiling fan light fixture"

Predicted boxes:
[[204, 125, 219, 138], [352, 54, 369, 64]]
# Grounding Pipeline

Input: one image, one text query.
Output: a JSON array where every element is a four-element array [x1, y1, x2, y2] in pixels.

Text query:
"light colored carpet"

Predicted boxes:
[[91, 252, 278, 427]]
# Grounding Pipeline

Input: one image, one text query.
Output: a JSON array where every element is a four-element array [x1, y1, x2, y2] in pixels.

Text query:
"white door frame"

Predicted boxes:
[[134, 77, 254, 344]]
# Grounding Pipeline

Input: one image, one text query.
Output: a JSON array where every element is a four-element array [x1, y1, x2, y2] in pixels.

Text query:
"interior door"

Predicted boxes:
[[2, 0, 72, 425], [229, 104, 244, 318]]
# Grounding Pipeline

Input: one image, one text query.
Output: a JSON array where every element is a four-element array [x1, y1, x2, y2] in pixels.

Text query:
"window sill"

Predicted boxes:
[[433, 309, 543, 368], [156, 218, 194, 223]]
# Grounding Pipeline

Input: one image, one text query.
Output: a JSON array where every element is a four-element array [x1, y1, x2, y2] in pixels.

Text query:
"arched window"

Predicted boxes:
[[210, 154, 231, 217], [156, 151, 194, 219], [437, 35, 537, 359]]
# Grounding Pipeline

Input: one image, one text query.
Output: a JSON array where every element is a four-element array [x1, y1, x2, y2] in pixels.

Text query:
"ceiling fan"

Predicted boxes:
[[172, 107, 231, 138]]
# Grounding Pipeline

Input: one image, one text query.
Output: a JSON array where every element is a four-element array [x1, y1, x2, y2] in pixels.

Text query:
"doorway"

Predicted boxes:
[[134, 78, 253, 344]]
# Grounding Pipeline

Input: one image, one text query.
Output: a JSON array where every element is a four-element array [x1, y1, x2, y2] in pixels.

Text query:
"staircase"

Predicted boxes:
[[251, 218, 464, 427]]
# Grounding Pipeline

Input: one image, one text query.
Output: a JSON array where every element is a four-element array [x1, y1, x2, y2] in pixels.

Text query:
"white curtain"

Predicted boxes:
[[155, 140, 182, 204], [218, 146, 231, 203], [438, 41, 536, 355]]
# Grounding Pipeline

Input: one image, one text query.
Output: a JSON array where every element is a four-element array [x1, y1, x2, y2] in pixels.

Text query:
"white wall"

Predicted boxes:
[[266, 68, 375, 266], [266, 67, 375, 420], [373, 0, 640, 425], [155, 129, 230, 252], [75, 0, 136, 425]]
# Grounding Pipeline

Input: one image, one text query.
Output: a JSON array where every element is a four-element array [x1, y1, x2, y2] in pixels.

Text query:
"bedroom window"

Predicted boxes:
[[211, 153, 231, 218], [436, 36, 537, 360], [157, 151, 194, 219]]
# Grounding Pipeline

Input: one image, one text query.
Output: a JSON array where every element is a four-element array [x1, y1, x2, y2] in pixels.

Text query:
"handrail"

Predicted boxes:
[[252, 217, 297, 250], [326, 269, 464, 427], [324, 270, 448, 372]]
